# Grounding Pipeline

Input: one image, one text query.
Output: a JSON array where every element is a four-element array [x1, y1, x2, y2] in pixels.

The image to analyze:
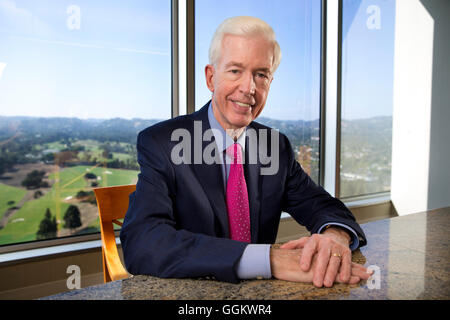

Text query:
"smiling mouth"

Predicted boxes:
[[232, 101, 252, 108]]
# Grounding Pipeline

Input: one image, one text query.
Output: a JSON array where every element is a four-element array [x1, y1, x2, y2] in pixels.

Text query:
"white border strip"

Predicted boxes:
[[0, 238, 118, 264]]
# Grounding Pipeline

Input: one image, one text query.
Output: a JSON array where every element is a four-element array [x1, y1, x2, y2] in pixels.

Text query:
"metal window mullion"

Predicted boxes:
[[323, 0, 342, 197], [171, 0, 179, 118], [335, 0, 343, 198], [175, 0, 194, 116], [186, 0, 195, 114], [319, 0, 327, 187]]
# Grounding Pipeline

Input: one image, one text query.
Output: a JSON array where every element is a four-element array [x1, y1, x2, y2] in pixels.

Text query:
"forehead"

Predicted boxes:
[[219, 34, 274, 69]]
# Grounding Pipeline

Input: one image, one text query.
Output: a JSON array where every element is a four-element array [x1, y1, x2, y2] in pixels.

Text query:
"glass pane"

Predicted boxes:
[[340, 0, 396, 198], [195, 0, 322, 183], [0, 0, 171, 246]]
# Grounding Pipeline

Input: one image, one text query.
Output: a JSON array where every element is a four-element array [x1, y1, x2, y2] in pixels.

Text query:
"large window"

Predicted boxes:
[[0, 0, 171, 246], [195, 0, 322, 183], [339, 0, 395, 198], [0, 0, 397, 250]]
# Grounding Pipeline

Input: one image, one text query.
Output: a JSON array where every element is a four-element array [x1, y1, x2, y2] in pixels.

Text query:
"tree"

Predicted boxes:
[[102, 148, 111, 160], [34, 190, 43, 199], [21, 170, 46, 189], [54, 150, 77, 166], [36, 208, 57, 240], [41, 152, 55, 163], [84, 172, 97, 180], [63, 205, 82, 231]]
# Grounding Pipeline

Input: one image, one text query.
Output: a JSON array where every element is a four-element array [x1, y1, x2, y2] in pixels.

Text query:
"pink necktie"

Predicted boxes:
[[226, 143, 251, 243]]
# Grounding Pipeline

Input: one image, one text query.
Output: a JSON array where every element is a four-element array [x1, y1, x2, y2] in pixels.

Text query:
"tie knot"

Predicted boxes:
[[226, 143, 243, 164]]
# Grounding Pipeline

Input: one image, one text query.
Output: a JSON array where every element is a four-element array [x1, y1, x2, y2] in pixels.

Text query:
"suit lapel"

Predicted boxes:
[[189, 104, 230, 237]]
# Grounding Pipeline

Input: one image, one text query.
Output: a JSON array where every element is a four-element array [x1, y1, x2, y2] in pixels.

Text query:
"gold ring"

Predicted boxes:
[[331, 252, 341, 258]]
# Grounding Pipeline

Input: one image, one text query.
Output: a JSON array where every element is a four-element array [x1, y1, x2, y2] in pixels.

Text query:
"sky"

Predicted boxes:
[[195, 0, 321, 121], [341, 0, 396, 120], [0, 0, 395, 121], [0, 0, 172, 119]]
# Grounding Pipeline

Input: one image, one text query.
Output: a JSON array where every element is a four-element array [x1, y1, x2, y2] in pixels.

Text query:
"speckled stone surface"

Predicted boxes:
[[42, 208, 450, 300]]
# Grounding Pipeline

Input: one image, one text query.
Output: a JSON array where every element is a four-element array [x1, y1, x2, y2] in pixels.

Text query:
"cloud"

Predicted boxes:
[[0, 0, 53, 37], [0, 62, 6, 79], [13, 36, 104, 49], [0, 0, 29, 16], [114, 47, 169, 56]]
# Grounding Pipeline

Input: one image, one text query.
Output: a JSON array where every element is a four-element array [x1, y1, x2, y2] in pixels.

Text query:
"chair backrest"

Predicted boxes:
[[94, 184, 136, 283]]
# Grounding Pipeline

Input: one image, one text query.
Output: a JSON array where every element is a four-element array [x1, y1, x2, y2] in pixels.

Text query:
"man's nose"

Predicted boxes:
[[239, 72, 256, 96]]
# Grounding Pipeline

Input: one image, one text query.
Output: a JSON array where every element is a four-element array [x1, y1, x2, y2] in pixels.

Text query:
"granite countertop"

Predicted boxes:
[[43, 208, 450, 300]]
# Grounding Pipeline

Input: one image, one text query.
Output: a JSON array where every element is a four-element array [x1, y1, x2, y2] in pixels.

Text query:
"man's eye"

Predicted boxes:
[[257, 73, 268, 79], [230, 69, 239, 74]]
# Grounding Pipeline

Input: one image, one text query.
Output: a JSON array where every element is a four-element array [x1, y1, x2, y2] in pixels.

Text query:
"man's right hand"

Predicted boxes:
[[270, 247, 366, 285]]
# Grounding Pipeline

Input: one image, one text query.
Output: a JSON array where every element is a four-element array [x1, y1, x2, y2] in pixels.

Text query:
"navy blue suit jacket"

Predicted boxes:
[[120, 102, 367, 283]]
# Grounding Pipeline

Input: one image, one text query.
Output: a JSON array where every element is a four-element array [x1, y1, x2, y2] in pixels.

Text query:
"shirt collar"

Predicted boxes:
[[207, 102, 246, 153]]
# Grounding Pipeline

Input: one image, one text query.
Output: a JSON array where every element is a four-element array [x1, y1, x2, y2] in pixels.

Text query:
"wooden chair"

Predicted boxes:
[[94, 184, 136, 283]]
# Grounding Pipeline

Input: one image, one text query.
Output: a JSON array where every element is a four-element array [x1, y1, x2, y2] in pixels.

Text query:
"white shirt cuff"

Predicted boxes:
[[236, 244, 272, 279]]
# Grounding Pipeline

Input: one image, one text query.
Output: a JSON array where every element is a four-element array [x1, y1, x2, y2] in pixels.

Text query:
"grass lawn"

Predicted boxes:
[[111, 152, 134, 162], [0, 190, 70, 244], [52, 165, 138, 197], [0, 183, 27, 221], [43, 141, 67, 150], [74, 140, 136, 164], [0, 165, 138, 246]]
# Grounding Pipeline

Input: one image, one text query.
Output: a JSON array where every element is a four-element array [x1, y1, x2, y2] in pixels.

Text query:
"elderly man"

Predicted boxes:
[[120, 16, 372, 287]]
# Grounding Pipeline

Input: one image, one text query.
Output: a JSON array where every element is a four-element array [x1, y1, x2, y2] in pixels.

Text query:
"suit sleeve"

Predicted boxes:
[[119, 129, 247, 283], [281, 135, 367, 248]]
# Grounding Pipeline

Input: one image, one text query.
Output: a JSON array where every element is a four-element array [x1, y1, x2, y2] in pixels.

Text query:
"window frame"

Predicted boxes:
[[333, 0, 393, 201], [0, 0, 179, 255], [0, 0, 390, 257]]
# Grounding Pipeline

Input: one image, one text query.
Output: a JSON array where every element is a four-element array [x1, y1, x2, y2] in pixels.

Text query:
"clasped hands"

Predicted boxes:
[[270, 227, 372, 287]]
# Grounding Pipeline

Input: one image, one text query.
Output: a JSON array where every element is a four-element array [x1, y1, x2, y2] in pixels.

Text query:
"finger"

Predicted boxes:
[[337, 250, 352, 283], [336, 274, 360, 285], [280, 237, 309, 249], [351, 264, 373, 280], [351, 262, 374, 277], [351, 262, 368, 269], [323, 255, 341, 287], [299, 237, 318, 272], [312, 247, 331, 287], [348, 275, 361, 285]]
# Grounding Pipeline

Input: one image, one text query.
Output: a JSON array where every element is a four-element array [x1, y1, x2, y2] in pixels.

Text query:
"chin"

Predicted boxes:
[[230, 115, 253, 128]]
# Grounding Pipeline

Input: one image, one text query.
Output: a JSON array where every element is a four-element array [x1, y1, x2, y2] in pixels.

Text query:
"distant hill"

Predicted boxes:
[[340, 116, 393, 197], [0, 115, 392, 147], [0, 114, 392, 196], [0, 116, 162, 145], [0, 115, 322, 147], [257, 117, 320, 147], [0, 114, 391, 158]]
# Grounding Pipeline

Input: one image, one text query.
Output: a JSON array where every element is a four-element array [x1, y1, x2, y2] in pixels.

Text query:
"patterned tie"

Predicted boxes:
[[226, 143, 251, 243]]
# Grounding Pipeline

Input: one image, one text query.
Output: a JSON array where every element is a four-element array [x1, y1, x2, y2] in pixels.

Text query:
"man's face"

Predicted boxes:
[[205, 34, 274, 130]]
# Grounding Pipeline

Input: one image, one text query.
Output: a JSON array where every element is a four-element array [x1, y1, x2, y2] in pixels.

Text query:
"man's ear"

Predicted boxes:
[[205, 64, 215, 93]]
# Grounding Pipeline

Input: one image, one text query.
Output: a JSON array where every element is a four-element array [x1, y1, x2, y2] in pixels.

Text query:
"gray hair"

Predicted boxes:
[[208, 16, 282, 73]]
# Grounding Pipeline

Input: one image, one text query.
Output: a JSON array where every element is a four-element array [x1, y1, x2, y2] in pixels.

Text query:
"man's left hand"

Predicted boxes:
[[280, 227, 372, 287]]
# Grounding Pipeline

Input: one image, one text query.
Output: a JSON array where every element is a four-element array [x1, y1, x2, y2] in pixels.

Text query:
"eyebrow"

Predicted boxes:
[[224, 62, 244, 69], [224, 62, 272, 73]]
